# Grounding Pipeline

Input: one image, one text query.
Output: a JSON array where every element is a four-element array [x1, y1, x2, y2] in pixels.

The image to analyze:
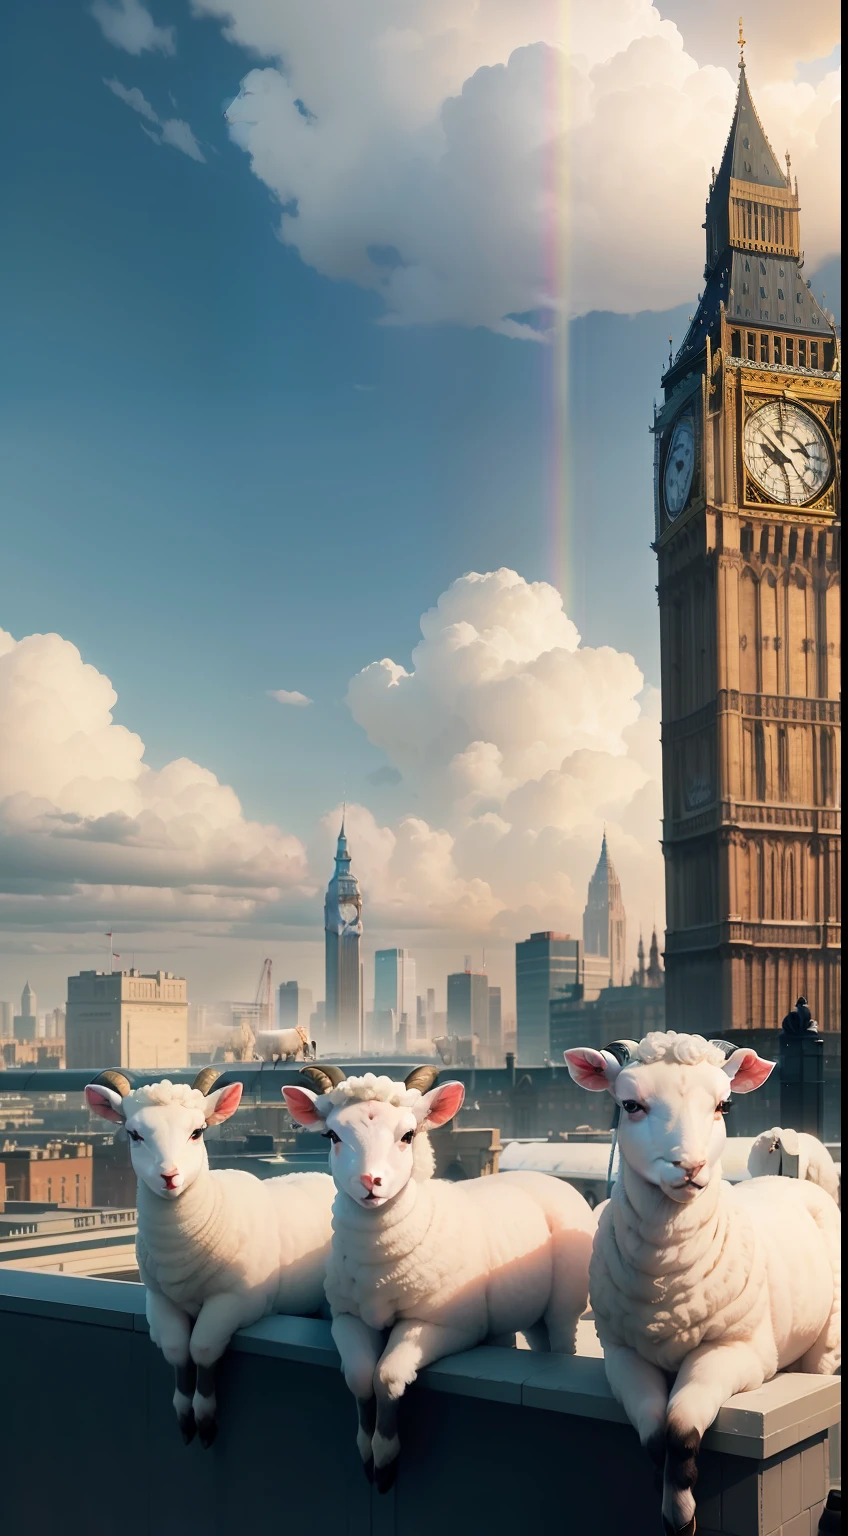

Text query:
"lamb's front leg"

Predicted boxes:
[[189, 1292, 250, 1447], [603, 1343, 670, 1465], [146, 1290, 194, 1444], [662, 1342, 766, 1535], [331, 1313, 384, 1484], [373, 1320, 472, 1494]]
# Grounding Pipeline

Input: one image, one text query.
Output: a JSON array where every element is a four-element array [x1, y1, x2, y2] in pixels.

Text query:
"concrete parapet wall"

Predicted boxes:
[[0, 1270, 839, 1536]]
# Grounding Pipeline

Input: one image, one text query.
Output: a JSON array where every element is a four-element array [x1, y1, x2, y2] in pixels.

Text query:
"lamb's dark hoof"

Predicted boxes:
[[375, 1459, 398, 1495], [362, 1456, 374, 1485], [178, 1415, 197, 1446], [198, 1419, 218, 1449], [662, 1518, 695, 1536], [645, 1429, 666, 1469]]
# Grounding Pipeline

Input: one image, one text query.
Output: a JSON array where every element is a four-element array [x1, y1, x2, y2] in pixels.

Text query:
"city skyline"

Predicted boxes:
[[1, 825, 648, 1043], [0, 4, 840, 1009]]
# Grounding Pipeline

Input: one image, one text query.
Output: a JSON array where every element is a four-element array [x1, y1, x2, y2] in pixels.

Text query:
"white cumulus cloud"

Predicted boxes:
[[0, 629, 307, 929], [268, 688, 313, 707], [345, 569, 665, 948], [192, 0, 840, 332], [91, 0, 175, 56]]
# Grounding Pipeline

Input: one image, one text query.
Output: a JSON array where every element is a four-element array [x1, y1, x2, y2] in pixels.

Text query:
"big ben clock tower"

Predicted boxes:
[[655, 34, 840, 1033]]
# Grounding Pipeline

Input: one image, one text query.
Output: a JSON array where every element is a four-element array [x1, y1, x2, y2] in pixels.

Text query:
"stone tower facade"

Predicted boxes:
[[324, 816, 363, 1055], [654, 54, 841, 1032], [583, 834, 627, 987]]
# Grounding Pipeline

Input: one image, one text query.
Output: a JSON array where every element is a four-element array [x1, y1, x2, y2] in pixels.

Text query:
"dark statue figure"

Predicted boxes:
[[781, 996, 818, 1035]]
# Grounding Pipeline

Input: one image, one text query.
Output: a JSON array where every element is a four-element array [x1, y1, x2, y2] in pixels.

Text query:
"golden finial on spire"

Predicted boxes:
[[785, 149, 791, 184], [738, 16, 746, 65]]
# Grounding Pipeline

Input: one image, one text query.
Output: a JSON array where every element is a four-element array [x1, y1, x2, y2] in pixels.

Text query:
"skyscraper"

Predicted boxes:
[[655, 45, 840, 1029], [324, 816, 363, 1054], [447, 968, 489, 1062], [372, 948, 416, 1052], [278, 981, 313, 1030], [515, 934, 580, 1064], [13, 981, 38, 1043], [487, 985, 503, 1063], [583, 834, 627, 986]]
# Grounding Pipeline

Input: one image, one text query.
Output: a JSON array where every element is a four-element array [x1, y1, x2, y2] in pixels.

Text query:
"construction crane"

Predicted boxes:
[[254, 957, 274, 1034]]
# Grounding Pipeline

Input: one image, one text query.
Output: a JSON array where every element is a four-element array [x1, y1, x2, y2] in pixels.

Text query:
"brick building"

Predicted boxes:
[[1, 1142, 93, 1207]]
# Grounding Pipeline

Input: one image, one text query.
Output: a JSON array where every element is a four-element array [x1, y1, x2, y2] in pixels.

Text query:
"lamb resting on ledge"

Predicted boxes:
[[86, 1068, 335, 1446], [283, 1063, 597, 1493], [566, 1031, 840, 1536], [747, 1125, 840, 1202]]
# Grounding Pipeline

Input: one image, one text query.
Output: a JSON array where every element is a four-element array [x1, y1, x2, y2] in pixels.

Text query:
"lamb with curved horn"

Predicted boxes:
[[85, 1069, 335, 1448], [299, 1063, 348, 1093], [566, 1030, 840, 1535], [282, 1065, 596, 1491]]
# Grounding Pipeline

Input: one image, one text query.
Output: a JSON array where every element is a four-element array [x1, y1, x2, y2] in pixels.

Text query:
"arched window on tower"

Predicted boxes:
[[777, 727, 789, 800], [784, 848, 796, 921], [820, 730, 834, 807], [754, 723, 767, 802]]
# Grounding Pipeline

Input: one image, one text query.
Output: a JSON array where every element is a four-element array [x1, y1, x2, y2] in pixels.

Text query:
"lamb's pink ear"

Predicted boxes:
[[203, 1081, 243, 1125], [721, 1049, 775, 1094], [282, 1085, 324, 1127], [564, 1048, 621, 1093], [418, 1081, 465, 1128], [85, 1084, 126, 1124]]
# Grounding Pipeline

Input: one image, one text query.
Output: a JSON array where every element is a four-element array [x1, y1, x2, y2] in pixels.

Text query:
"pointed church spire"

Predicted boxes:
[[647, 926, 663, 988]]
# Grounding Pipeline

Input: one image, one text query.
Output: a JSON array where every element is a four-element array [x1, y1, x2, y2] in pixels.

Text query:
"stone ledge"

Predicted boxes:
[[0, 1268, 839, 1461]]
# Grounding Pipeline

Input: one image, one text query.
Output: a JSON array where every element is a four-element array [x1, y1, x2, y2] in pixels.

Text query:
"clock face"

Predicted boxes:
[[339, 900, 359, 925], [664, 414, 695, 519], [743, 400, 831, 505]]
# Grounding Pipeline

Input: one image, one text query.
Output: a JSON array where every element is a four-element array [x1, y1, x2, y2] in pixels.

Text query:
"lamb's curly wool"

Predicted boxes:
[[591, 1162, 771, 1371], [634, 1031, 728, 1068], [318, 1074, 423, 1114], [123, 1081, 205, 1114], [326, 1166, 595, 1342]]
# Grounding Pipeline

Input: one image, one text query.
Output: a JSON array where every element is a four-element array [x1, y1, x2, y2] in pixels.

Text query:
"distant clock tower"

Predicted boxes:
[[324, 814, 364, 1055], [654, 44, 841, 1032]]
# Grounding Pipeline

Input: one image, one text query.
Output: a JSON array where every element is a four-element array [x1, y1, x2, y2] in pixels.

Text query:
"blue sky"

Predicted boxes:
[[0, 2, 840, 1009]]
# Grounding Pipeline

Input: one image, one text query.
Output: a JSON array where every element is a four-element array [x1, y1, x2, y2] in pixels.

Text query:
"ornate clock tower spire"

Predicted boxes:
[[324, 811, 364, 1054], [654, 42, 840, 1032]]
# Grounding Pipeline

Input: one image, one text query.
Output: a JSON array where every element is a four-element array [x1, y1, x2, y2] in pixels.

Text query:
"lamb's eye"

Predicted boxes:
[[127, 1129, 143, 1143], [190, 1127, 204, 1140], [621, 1100, 645, 1116], [401, 1130, 415, 1145], [322, 1130, 341, 1145]]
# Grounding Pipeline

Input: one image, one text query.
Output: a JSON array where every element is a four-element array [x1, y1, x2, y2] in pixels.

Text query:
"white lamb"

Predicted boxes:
[[747, 1126, 840, 1202], [86, 1067, 335, 1446], [566, 1033, 840, 1536], [254, 1026, 315, 1063], [283, 1063, 596, 1492]]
